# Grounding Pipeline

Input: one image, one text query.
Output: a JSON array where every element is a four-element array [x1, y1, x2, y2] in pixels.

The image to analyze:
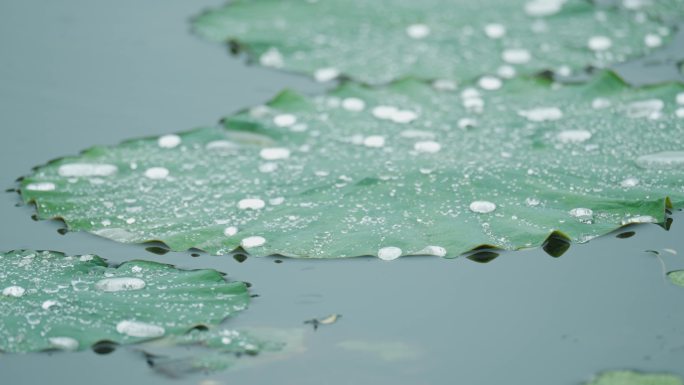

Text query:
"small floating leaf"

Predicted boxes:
[[19, 72, 684, 259], [142, 327, 304, 377], [586, 370, 683, 385], [192, 0, 675, 84], [0, 250, 249, 353], [667, 270, 684, 287]]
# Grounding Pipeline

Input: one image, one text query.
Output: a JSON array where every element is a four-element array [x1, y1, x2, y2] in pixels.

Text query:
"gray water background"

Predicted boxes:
[[1, 1, 683, 384]]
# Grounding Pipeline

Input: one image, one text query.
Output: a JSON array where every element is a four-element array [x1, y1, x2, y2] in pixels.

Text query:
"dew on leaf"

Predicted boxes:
[[241, 236, 266, 248], [158, 134, 181, 149], [484, 23, 506, 39], [95, 277, 146, 292], [588, 35, 612, 51], [378, 246, 402, 261], [116, 320, 166, 338], [502, 48, 531, 64], [314, 67, 340, 83], [57, 163, 117, 177], [2, 285, 26, 298], [635, 151, 684, 169], [469, 201, 497, 214], [406, 24, 431, 39], [24, 182, 56, 192]]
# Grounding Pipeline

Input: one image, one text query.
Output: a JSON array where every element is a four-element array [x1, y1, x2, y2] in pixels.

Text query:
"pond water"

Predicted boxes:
[[1, 1, 683, 384]]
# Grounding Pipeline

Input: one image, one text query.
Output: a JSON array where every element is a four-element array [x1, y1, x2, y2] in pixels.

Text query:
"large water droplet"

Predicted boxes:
[[48, 337, 79, 351], [116, 320, 165, 338], [238, 198, 266, 210], [469, 201, 496, 214], [556, 130, 592, 143], [241, 236, 266, 248], [260, 147, 291, 160], [2, 285, 26, 297], [377, 246, 402, 261], [635, 151, 684, 169], [95, 277, 146, 292], [25, 182, 56, 192], [406, 24, 430, 39], [157, 134, 181, 149], [518, 107, 563, 122], [58, 163, 118, 177], [588, 36, 612, 51], [144, 167, 169, 180], [569, 208, 593, 224]]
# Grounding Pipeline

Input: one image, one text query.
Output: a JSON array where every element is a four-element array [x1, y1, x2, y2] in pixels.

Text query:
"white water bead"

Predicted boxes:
[[458, 118, 478, 129], [377, 246, 402, 261], [401, 129, 435, 139], [644, 33, 662, 48], [592, 97, 611, 109], [49, 337, 79, 351], [238, 198, 266, 210], [524, 0, 565, 17], [676, 92, 684, 105], [2, 285, 26, 297], [677, 108, 684, 118], [622, 215, 658, 225], [620, 177, 639, 188], [497, 65, 517, 79], [259, 48, 284, 68], [588, 35, 612, 51], [417, 245, 447, 257], [363, 135, 386, 148], [144, 167, 169, 180], [314, 67, 340, 82], [95, 277, 146, 292], [273, 114, 297, 127], [432, 79, 458, 91], [556, 130, 592, 143], [241, 236, 266, 248], [469, 200, 497, 214], [414, 141, 442, 153], [391, 110, 419, 124], [58, 163, 118, 177], [635, 151, 684, 169], [342, 97, 366, 111], [116, 320, 165, 338], [25, 182, 56, 192], [478, 76, 503, 90], [260, 147, 291, 160], [502, 48, 531, 64], [406, 24, 431, 39], [519, 107, 563, 122], [42, 300, 59, 310], [569, 208, 594, 223], [157, 134, 181, 149], [224, 226, 238, 236], [372, 105, 399, 120], [206, 140, 237, 151], [625, 99, 664, 118], [484, 23, 506, 39]]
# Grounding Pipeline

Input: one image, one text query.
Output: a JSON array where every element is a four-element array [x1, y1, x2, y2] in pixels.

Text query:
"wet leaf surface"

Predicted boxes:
[[0, 250, 249, 353], [193, 0, 677, 84], [586, 370, 683, 385], [20, 72, 684, 258]]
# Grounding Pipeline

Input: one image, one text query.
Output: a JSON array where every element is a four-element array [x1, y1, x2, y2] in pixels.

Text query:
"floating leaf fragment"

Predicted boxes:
[[0, 250, 249, 353]]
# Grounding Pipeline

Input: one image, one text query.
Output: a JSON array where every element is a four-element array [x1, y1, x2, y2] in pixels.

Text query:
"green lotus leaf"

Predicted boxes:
[[19, 72, 684, 258], [0, 250, 249, 353], [586, 370, 683, 385], [192, 0, 675, 85], [142, 327, 305, 377], [667, 270, 684, 286]]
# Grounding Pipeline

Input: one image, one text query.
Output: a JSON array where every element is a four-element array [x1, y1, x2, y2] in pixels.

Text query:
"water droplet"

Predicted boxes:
[[525, 0, 564, 16], [41, 300, 60, 310], [620, 177, 639, 187], [95, 277, 146, 292], [569, 208, 593, 224], [259, 147, 291, 160], [377, 246, 402, 261], [526, 197, 541, 206], [372, 105, 398, 120], [269, 197, 285, 205], [413, 141, 441, 153], [116, 320, 165, 338], [206, 140, 237, 151], [502, 48, 531, 64], [469, 201, 496, 214], [224, 226, 238, 236], [144, 167, 169, 180], [497, 65, 516, 79], [314, 67, 340, 82], [556, 130, 592, 143], [157, 134, 181, 149], [677, 92, 684, 105], [58, 163, 117, 177], [676, 108, 684, 118], [273, 114, 297, 127], [342, 97, 366, 111], [621, 215, 658, 225], [25, 182, 56, 192], [259, 162, 278, 173], [259, 48, 284, 68], [432, 79, 458, 91], [588, 36, 612, 51], [416, 245, 447, 257], [241, 236, 266, 248], [237, 198, 265, 210], [635, 151, 684, 169], [625, 99, 664, 119], [406, 24, 430, 39], [363, 135, 386, 148], [49, 337, 79, 351], [391, 110, 418, 124], [592, 98, 611, 109], [478, 76, 503, 90], [484, 23, 506, 39], [644, 33, 662, 48], [2, 285, 25, 297], [519, 107, 563, 122], [458, 118, 477, 129]]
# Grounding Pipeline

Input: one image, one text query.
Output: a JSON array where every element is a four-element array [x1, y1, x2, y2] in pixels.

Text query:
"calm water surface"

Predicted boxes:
[[1, 1, 683, 384]]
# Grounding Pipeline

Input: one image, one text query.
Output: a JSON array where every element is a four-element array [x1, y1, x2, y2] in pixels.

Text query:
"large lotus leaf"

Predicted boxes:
[[192, 0, 675, 85], [586, 371, 683, 385], [19, 72, 684, 258], [142, 327, 305, 377], [0, 250, 249, 353]]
